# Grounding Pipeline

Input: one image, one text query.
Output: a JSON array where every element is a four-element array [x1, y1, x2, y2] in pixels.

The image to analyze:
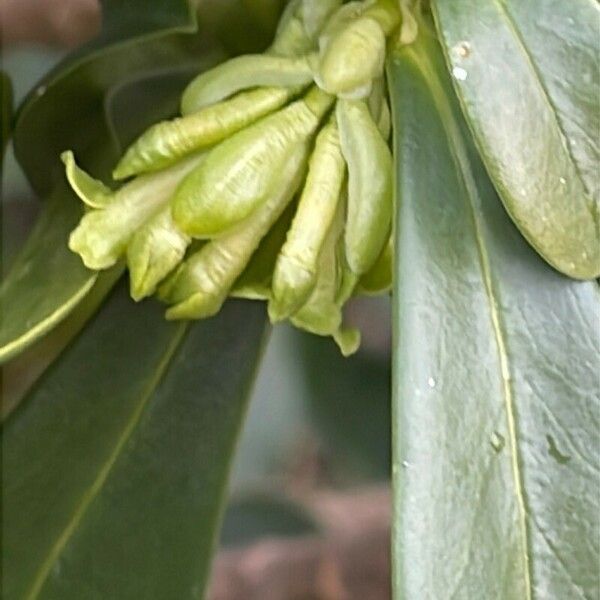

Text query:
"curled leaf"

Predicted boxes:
[[127, 207, 190, 301], [172, 87, 334, 238], [181, 54, 316, 115], [162, 147, 307, 320], [68, 153, 203, 270], [270, 116, 345, 320], [61, 151, 113, 208], [113, 86, 301, 180], [337, 98, 393, 275]]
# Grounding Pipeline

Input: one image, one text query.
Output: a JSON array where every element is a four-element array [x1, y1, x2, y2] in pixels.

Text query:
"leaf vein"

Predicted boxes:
[[26, 323, 189, 599], [404, 47, 534, 600]]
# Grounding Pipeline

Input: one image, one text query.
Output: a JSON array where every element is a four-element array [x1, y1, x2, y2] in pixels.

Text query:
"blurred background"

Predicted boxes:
[[2, 1, 392, 597]]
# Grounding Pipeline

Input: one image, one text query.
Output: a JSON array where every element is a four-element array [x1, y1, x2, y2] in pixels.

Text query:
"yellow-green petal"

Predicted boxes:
[[181, 54, 316, 115], [61, 151, 113, 208]]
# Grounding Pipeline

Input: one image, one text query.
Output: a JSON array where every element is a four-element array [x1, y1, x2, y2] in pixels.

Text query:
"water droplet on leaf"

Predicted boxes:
[[427, 377, 436, 388], [452, 66, 468, 81]]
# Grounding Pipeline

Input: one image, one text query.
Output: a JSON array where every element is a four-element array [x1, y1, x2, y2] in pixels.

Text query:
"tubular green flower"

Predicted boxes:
[[61, 151, 113, 208], [336, 98, 393, 276], [290, 201, 360, 356], [172, 87, 334, 239], [161, 148, 307, 320], [181, 54, 316, 116], [113, 87, 302, 180], [67, 153, 204, 270], [269, 116, 346, 321], [126, 207, 191, 301]]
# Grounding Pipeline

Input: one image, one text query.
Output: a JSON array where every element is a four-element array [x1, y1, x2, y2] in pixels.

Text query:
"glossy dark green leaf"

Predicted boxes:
[[1, 264, 119, 421], [389, 23, 600, 599], [2, 283, 267, 599], [431, 0, 600, 280]]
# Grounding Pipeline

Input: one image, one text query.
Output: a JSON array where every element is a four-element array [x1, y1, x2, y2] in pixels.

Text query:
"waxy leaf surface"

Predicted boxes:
[[389, 23, 600, 600], [2, 285, 267, 599], [432, 0, 600, 279]]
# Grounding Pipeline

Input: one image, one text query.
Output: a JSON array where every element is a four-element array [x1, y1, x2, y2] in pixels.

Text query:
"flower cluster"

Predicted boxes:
[[63, 0, 400, 355]]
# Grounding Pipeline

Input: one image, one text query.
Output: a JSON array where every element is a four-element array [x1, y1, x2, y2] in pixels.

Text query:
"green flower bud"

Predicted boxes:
[[61, 151, 113, 208], [269, 116, 345, 321], [172, 87, 334, 239], [67, 153, 204, 270], [337, 98, 393, 276], [127, 207, 191, 301], [114, 87, 301, 180], [317, 16, 386, 99], [290, 200, 360, 357], [181, 54, 316, 116], [160, 145, 308, 320]]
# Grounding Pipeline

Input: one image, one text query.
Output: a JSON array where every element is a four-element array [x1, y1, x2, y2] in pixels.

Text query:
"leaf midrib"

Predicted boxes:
[[401, 45, 533, 599], [0, 276, 97, 364], [26, 322, 189, 599]]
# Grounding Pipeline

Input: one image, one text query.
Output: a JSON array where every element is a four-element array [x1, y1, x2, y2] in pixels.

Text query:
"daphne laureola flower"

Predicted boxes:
[[63, 0, 400, 355]]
